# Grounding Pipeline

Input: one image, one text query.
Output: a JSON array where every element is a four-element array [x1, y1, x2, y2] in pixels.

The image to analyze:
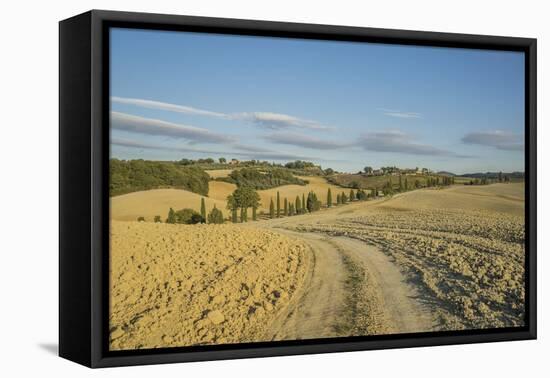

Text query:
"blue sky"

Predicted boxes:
[[110, 27, 525, 174]]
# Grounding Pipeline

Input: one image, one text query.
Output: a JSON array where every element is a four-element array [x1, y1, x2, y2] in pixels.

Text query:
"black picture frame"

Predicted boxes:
[[59, 9, 537, 368]]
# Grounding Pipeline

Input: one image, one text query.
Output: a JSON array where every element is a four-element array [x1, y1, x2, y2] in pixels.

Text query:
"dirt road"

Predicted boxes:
[[249, 197, 436, 339]]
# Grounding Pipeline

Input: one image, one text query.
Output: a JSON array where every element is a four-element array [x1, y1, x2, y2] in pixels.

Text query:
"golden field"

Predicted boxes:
[[110, 181, 526, 348], [205, 169, 233, 179], [110, 222, 311, 350]]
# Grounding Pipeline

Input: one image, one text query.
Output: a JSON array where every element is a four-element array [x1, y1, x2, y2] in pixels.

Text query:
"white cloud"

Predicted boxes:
[[461, 130, 524, 151], [111, 97, 226, 118], [231, 112, 332, 130], [379, 108, 422, 119], [359, 130, 468, 157], [111, 96, 331, 131], [264, 132, 348, 149], [111, 112, 235, 144]]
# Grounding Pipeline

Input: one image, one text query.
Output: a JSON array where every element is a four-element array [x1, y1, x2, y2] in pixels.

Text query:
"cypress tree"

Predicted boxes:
[[337, 193, 341, 205], [341, 192, 347, 204], [200, 198, 206, 223], [350, 189, 355, 202], [269, 199, 275, 219], [277, 191, 281, 218], [284, 198, 288, 216], [232, 208, 238, 223], [240, 207, 245, 223], [302, 193, 306, 213], [295, 195, 301, 214], [327, 188, 332, 208], [252, 206, 257, 221], [166, 207, 176, 224], [289, 203, 295, 216]]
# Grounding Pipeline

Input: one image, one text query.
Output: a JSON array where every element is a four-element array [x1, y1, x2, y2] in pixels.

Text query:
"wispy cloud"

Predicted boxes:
[[461, 130, 524, 151], [111, 96, 331, 131], [359, 130, 469, 157], [231, 112, 332, 130], [111, 112, 236, 144], [112, 97, 226, 118], [112, 138, 217, 155], [264, 132, 349, 149], [112, 137, 317, 162], [379, 108, 422, 119]]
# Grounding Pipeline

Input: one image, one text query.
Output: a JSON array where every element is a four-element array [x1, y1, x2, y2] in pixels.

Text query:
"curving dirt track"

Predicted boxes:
[[251, 209, 436, 338]]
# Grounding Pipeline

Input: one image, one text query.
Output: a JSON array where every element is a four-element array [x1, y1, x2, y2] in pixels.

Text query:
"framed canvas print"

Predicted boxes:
[[59, 10, 537, 368]]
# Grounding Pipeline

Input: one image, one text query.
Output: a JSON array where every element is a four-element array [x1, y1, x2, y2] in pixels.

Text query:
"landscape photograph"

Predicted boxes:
[[108, 28, 526, 351]]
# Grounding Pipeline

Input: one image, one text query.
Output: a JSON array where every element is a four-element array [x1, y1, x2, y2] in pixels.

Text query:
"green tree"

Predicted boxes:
[[284, 198, 288, 216], [252, 206, 257, 221], [289, 203, 295, 216], [166, 207, 176, 224], [349, 189, 355, 202], [383, 180, 393, 195], [227, 186, 261, 223], [227, 194, 238, 223], [302, 193, 307, 213], [207, 206, 224, 224], [200, 198, 206, 223], [306, 191, 321, 212], [277, 191, 281, 218], [295, 195, 301, 214], [219, 157, 226, 164], [337, 193, 341, 205], [327, 188, 332, 208], [154, 215, 162, 223], [270, 198, 275, 219], [341, 192, 348, 204]]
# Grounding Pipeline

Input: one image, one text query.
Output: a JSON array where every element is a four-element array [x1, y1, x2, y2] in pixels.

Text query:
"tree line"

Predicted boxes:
[[219, 167, 308, 190], [110, 159, 210, 197]]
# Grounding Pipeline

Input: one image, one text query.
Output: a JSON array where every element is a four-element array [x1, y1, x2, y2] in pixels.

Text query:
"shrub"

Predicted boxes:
[[137, 216, 145, 222], [207, 206, 224, 224], [172, 208, 204, 224], [154, 215, 162, 223]]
